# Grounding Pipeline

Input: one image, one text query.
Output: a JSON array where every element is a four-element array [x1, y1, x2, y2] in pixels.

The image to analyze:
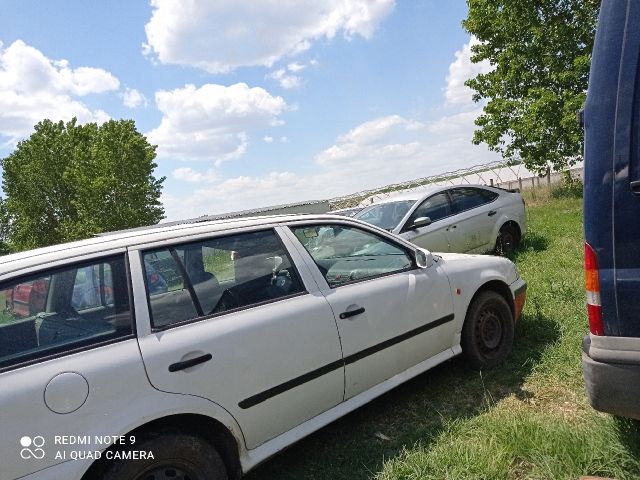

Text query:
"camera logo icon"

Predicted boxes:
[[20, 436, 45, 459]]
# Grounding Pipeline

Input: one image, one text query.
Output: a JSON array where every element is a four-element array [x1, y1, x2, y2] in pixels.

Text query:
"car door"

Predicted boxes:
[[283, 222, 456, 400], [0, 253, 150, 480], [447, 187, 500, 253], [398, 191, 453, 252], [131, 228, 344, 450]]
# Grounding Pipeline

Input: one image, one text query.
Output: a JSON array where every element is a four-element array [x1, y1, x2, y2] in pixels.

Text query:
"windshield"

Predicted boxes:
[[355, 200, 416, 230]]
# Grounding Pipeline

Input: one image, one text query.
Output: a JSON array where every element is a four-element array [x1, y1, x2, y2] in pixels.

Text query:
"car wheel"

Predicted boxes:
[[461, 291, 514, 369], [495, 224, 520, 255], [101, 433, 228, 480]]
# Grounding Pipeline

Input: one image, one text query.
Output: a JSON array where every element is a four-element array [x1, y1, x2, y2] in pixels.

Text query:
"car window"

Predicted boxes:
[[291, 224, 413, 288], [407, 192, 452, 226], [0, 255, 132, 370], [71, 263, 114, 310], [354, 200, 416, 230], [450, 187, 498, 212], [142, 229, 304, 329]]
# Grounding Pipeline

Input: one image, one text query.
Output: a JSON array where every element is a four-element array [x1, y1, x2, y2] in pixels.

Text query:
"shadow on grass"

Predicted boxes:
[[614, 417, 640, 459], [505, 231, 549, 263], [246, 311, 560, 480]]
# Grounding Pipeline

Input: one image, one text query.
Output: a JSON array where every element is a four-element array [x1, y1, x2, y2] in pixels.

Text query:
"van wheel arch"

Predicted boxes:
[[82, 414, 242, 480]]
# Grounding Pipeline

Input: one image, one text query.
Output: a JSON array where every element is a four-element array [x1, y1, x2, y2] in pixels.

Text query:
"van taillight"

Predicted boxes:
[[585, 242, 604, 335]]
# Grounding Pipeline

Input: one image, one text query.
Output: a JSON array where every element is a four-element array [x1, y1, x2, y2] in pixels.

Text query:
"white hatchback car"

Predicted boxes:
[[354, 185, 527, 254], [0, 214, 526, 480]]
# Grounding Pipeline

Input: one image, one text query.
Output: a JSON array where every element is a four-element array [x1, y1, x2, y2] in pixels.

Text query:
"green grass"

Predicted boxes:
[[246, 196, 640, 480], [203, 249, 235, 283]]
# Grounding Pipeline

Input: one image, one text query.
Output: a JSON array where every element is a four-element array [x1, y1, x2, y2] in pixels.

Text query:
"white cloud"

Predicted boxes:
[[162, 111, 501, 220], [121, 87, 148, 108], [172, 167, 218, 183], [146, 82, 287, 164], [0, 40, 118, 143], [287, 62, 306, 72], [266, 68, 302, 89], [444, 36, 492, 106], [161, 36, 502, 221], [263, 136, 274, 143], [143, 0, 395, 73]]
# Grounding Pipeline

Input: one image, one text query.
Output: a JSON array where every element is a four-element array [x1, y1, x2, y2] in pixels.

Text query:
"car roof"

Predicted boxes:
[[368, 184, 497, 206], [0, 213, 358, 277]]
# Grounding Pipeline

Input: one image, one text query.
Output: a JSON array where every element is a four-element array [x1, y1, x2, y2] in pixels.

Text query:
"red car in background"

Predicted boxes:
[[4, 278, 50, 318]]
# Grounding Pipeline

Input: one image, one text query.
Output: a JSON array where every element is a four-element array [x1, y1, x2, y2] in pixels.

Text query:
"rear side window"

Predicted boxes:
[[0, 255, 132, 370], [143, 229, 304, 329], [450, 187, 498, 212]]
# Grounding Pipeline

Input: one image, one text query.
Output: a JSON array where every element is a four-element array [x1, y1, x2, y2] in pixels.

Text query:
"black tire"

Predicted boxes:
[[101, 433, 228, 480], [461, 291, 514, 369], [495, 223, 520, 255]]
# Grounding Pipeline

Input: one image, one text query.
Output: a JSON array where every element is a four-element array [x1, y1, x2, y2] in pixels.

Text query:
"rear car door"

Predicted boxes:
[[399, 191, 453, 252], [284, 222, 456, 400], [131, 228, 344, 450], [0, 253, 149, 480], [447, 187, 499, 253]]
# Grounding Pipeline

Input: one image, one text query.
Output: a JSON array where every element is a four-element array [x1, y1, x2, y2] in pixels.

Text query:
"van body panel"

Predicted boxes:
[[583, 0, 640, 418]]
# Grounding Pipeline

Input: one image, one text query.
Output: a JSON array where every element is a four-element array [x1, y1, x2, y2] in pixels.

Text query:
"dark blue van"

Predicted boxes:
[[582, 0, 640, 420]]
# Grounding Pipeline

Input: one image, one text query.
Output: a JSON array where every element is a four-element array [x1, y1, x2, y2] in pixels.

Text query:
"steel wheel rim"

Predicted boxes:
[[476, 308, 503, 355], [501, 230, 515, 251]]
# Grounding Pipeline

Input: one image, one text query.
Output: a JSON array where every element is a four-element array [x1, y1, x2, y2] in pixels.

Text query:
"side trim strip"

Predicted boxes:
[[238, 313, 455, 409], [344, 314, 454, 366]]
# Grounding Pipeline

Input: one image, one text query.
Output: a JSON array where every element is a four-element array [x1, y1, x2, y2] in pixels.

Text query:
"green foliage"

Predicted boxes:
[[1, 118, 165, 251], [551, 171, 584, 199], [463, 0, 600, 172]]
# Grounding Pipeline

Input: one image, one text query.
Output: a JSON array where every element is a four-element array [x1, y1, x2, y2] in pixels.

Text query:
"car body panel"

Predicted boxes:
[[0, 214, 525, 479], [354, 185, 526, 253], [289, 237, 456, 399]]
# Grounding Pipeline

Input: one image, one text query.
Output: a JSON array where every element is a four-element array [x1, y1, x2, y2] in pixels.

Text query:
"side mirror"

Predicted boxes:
[[415, 248, 433, 268], [410, 216, 432, 230]]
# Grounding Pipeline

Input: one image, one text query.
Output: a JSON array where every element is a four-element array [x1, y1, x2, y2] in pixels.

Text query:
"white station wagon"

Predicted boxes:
[[0, 214, 526, 480], [354, 185, 527, 254]]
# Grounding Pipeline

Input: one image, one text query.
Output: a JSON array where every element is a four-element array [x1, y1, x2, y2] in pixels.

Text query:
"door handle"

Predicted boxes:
[[631, 180, 640, 195], [169, 353, 212, 372], [339, 307, 365, 319], [447, 225, 457, 231], [488, 210, 497, 216]]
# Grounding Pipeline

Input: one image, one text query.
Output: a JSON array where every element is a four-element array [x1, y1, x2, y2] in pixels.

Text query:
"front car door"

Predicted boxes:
[[283, 222, 456, 400], [398, 191, 454, 252], [131, 227, 344, 450]]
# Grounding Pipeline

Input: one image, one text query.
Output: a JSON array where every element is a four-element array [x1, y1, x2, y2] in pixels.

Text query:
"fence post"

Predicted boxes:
[[490, 178, 494, 186], [518, 177, 523, 191], [546, 167, 551, 185], [531, 177, 535, 189]]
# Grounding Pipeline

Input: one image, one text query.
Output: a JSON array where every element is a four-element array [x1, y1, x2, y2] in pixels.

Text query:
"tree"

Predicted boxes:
[[1, 118, 165, 251], [463, 0, 601, 172]]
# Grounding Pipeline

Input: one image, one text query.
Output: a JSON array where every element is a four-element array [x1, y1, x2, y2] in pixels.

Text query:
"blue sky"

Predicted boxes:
[[0, 0, 498, 221]]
